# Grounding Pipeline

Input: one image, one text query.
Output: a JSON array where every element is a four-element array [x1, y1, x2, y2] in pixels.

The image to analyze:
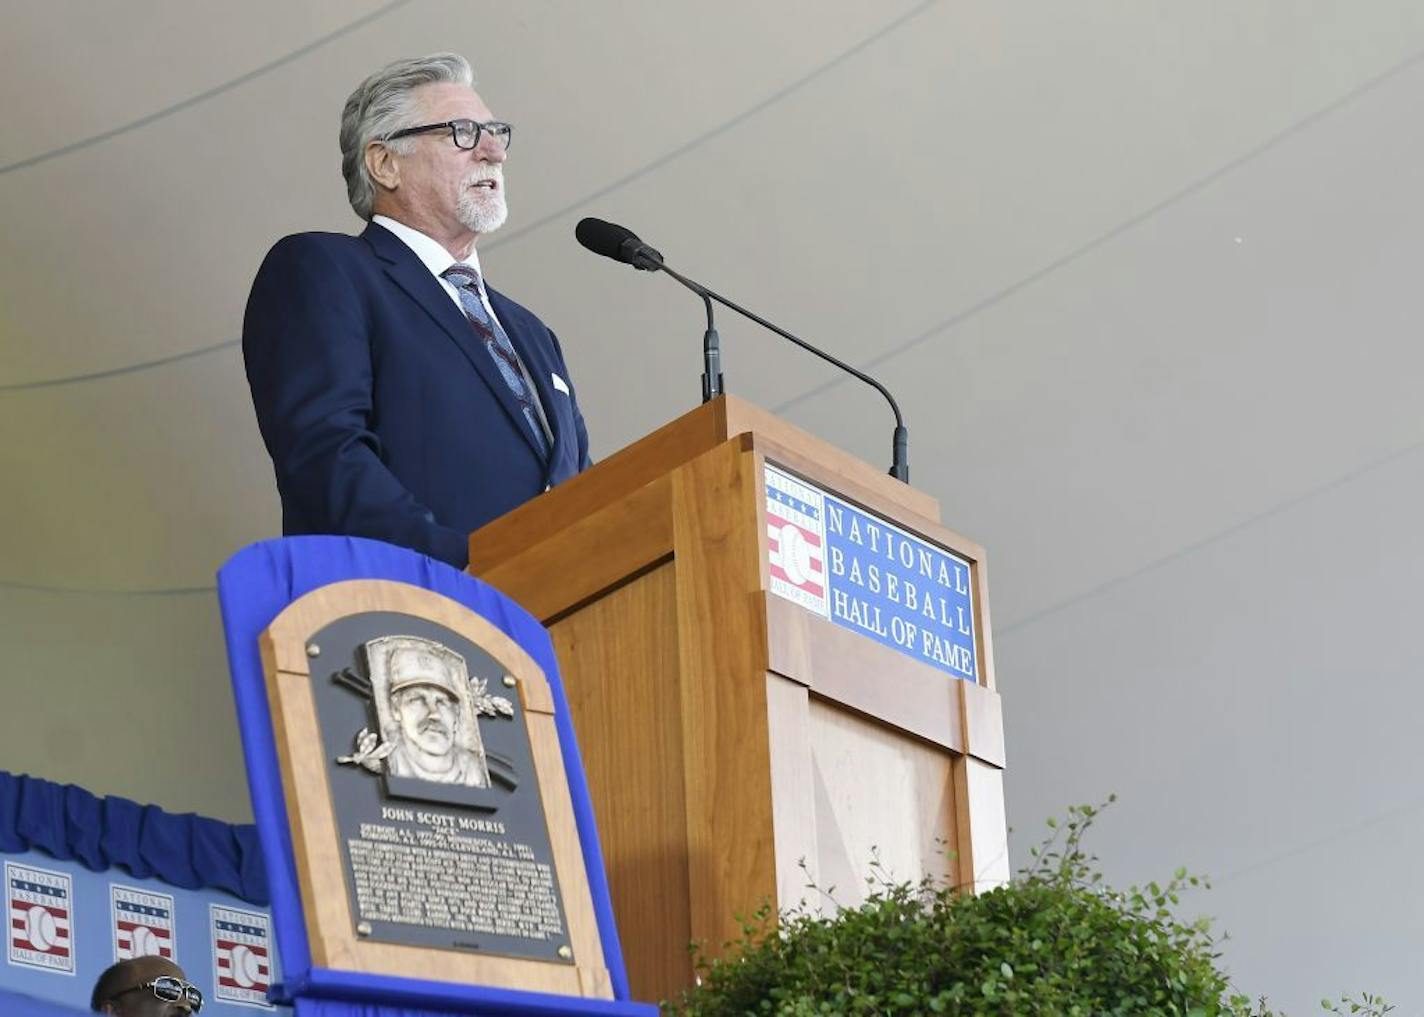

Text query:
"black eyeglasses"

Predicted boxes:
[[385, 118, 513, 152], [111, 975, 204, 1013]]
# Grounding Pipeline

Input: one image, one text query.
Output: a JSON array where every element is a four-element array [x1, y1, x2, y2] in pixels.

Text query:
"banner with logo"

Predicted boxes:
[[765, 462, 980, 683], [1, 852, 282, 1013]]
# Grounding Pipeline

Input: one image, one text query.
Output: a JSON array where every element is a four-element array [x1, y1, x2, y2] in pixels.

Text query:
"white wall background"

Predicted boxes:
[[2, 3, 1421, 1010]]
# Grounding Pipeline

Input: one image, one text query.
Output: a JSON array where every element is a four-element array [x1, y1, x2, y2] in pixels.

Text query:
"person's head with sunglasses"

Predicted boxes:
[[91, 956, 203, 1015]]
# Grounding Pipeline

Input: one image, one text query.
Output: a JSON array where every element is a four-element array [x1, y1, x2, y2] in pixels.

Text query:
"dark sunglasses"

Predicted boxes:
[[111, 975, 204, 1013]]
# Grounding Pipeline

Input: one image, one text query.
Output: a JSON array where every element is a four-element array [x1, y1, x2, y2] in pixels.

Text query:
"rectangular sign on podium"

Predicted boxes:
[[764, 463, 979, 682]]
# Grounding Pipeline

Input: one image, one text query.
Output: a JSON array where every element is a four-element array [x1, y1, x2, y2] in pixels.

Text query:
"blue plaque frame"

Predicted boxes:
[[217, 536, 655, 1016]]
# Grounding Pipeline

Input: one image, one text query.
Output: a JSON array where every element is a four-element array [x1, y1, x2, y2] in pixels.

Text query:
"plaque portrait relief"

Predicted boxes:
[[335, 635, 515, 793]]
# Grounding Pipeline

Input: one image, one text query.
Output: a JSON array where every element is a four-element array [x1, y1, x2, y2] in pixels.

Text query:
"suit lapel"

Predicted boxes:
[[362, 223, 544, 460]]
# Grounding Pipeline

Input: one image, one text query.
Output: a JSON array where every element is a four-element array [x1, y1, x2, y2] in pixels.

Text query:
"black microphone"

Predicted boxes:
[[577, 217, 723, 400], [574, 217, 910, 483], [575, 217, 664, 271]]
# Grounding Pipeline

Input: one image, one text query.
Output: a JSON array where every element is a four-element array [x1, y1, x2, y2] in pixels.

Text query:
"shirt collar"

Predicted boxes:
[[372, 215, 484, 282]]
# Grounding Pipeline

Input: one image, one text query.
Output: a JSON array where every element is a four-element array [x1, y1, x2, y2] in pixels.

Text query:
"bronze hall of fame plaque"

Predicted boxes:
[[316, 615, 567, 960], [258, 580, 611, 995]]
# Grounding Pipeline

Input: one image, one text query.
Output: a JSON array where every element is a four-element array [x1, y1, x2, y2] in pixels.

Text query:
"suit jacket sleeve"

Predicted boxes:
[[242, 235, 470, 568]]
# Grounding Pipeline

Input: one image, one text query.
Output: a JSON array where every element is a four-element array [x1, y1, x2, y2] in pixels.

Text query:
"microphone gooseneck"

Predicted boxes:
[[574, 217, 909, 483]]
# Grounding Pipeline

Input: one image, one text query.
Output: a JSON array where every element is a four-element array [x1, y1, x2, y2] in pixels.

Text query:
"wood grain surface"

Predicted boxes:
[[548, 564, 694, 1002], [762, 591, 966, 755], [670, 440, 779, 969], [805, 696, 959, 902], [953, 755, 1010, 890]]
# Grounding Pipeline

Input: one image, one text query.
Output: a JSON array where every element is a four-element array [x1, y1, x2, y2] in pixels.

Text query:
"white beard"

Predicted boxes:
[[457, 167, 508, 235]]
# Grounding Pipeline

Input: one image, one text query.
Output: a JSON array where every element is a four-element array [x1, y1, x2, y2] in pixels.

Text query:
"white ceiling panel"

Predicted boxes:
[[0, 0, 394, 167]]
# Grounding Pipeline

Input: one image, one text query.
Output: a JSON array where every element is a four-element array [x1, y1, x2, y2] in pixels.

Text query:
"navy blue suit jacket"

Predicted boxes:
[[242, 222, 590, 569]]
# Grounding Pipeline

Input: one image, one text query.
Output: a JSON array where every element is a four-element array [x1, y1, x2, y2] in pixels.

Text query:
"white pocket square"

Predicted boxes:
[[551, 373, 570, 395]]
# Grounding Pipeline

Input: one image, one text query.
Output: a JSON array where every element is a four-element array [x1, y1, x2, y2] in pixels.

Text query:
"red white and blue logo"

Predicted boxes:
[[6, 861, 74, 974], [211, 904, 273, 1008], [765, 465, 829, 617], [111, 884, 175, 961]]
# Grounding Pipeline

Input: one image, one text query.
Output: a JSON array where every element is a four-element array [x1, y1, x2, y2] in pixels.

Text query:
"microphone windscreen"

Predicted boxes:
[[575, 217, 640, 262]]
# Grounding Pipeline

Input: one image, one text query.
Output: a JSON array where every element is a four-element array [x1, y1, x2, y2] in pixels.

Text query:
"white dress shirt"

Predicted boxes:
[[372, 215, 507, 332]]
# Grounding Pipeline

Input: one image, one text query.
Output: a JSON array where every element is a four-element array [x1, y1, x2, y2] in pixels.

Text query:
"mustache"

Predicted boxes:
[[417, 717, 449, 734], [466, 165, 503, 186]]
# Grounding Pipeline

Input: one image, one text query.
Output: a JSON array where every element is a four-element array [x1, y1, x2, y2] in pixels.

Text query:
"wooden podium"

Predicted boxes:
[[467, 396, 1008, 1003]]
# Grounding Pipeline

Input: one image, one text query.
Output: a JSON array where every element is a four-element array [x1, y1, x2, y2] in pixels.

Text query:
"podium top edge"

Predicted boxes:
[[467, 396, 943, 571], [716, 396, 939, 521]]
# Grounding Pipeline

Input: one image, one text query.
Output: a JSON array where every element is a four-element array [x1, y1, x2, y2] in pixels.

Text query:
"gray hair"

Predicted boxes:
[[339, 53, 474, 220]]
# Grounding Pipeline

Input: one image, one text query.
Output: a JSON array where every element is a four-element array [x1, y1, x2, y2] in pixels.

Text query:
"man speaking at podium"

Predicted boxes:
[[243, 54, 591, 570]]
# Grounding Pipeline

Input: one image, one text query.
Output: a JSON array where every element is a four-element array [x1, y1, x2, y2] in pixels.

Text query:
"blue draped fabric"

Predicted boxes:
[[0, 985, 91, 1016], [217, 537, 653, 1017], [0, 769, 268, 906]]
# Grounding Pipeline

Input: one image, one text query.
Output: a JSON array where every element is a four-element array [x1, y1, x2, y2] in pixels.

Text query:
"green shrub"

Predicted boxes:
[[669, 799, 1389, 1017]]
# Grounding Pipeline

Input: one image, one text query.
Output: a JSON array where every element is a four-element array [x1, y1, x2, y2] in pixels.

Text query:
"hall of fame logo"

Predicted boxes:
[[763, 462, 980, 680], [765, 464, 829, 616], [111, 884, 175, 961], [6, 861, 74, 974], [210, 904, 273, 1008]]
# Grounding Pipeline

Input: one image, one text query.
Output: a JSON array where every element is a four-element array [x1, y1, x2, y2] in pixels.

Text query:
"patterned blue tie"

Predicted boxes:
[[441, 264, 550, 458]]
